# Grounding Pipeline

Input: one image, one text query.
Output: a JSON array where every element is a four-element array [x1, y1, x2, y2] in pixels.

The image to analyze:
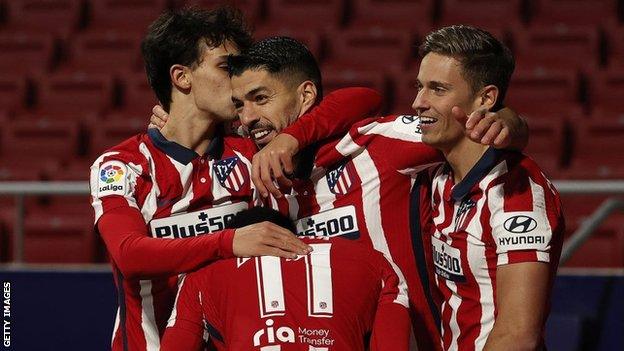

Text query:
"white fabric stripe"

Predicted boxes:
[[397, 161, 443, 178], [470, 182, 495, 350], [334, 132, 362, 157], [351, 150, 409, 307], [308, 243, 333, 317], [139, 280, 160, 351], [138, 142, 160, 224], [169, 157, 195, 214], [233, 150, 255, 199], [89, 151, 120, 223], [259, 256, 286, 316], [111, 308, 120, 346], [286, 192, 300, 222], [446, 280, 462, 351], [530, 178, 553, 260], [357, 119, 424, 142], [233, 164, 244, 185], [313, 167, 336, 213], [166, 274, 186, 327]]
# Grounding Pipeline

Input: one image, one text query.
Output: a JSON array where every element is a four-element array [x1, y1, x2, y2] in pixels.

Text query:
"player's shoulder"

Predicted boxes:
[[354, 114, 424, 141], [90, 133, 150, 169], [223, 133, 256, 160]]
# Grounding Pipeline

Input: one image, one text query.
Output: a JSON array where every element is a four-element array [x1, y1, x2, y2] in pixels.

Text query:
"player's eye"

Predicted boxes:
[[232, 99, 243, 109], [255, 95, 268, 104]]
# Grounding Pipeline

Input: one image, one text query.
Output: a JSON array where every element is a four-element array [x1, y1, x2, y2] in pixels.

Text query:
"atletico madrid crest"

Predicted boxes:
[[213, 156, 248, 192], [326, 161, 355, 195]]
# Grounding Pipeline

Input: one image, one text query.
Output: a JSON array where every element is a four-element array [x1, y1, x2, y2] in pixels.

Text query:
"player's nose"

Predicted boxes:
[[239, 104, 260, 128], [411, 90, 429, 115]]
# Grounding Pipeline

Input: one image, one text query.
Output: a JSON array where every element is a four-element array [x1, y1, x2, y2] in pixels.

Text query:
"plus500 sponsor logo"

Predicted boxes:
[[149, 202, 247, 239]]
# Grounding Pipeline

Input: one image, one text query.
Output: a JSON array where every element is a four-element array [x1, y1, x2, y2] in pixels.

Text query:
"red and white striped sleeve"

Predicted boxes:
[[316, 115, 443, 176], [370, 252, 411, 351], [487, 157, 564, 266]]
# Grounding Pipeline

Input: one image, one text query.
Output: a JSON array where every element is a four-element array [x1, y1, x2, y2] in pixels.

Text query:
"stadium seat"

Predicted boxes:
[[588, 68, 624, 117], [605, 24, 624, 69], [88, 112, 148, 157], [253, 27, 323, 61], [389, 68, 420, 114], [62, 31, 142, 73], [0, 75, 29, 113], [4, 0, 83, 36], [0, 33, 56, 75], [530, 0, 617, 27], [439, 0, 523, 33], [324, 27, 414, 72], [118, 73, 159, 114], [177, 0, 264, 25], [522, 115, 566, 178], [1, 119, 80, 160], [322, 69, 390, 112], [348, 0, 433, 32], [88, 0, 168, 34], [563, 225, 624, 268], [22, 211, 94, 263], [265, 0, 345, 31], [565, 120, 624, 179], [505, 68, 581, 116], [514, 25, 600, 72], [35, 73, 115, 114]]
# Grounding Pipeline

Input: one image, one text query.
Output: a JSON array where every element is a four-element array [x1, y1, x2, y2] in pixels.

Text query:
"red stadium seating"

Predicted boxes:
[[0, 75, 29, 113], [1, 119, 80, 160], [118, 73, 158, 114], [88, 0, 168, 33], [505, 68, 581, 116], [22, 211, 94, 263], [439, 0, 523, 32], [324, 27, 414, 72], [565, 120, 624, 179], [523, 116, 566, 178], [514, 25, 600, 72], [349, 0, 433, 32], [35, 73, 115, 114], [254, 27, 323, 61], [4, 0, 83, 36], [88, 112, 148, 157], [265, 0, 345, 31], [178, 0, 264, 25], [606, 25, 624, 69], [0, 33, 55, 75], [588, 68, 624, 117], [530, 0, 617, 27], [563, 225, 624, 268], [62, 32, 142, 73], [322, 69, 390, 112]]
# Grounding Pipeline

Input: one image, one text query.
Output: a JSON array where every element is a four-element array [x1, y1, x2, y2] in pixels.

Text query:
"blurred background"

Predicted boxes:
[[0, 0, 622, 350]]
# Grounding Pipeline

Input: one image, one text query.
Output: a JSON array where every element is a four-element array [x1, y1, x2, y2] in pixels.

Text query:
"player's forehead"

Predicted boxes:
[[199, 40, 239, 63], [231, 68, 282, 98], [417, 52, 464, 86]]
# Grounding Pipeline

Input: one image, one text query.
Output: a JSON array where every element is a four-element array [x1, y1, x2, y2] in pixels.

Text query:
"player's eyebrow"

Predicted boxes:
[[429, 80, 453, 89], [245, 86, 270, 99]]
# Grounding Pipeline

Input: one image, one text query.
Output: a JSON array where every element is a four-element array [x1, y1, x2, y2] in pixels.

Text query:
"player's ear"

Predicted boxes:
[[170, 64, 192, 91], [297, 80, 317, 117], [476, 84, 499, 111]]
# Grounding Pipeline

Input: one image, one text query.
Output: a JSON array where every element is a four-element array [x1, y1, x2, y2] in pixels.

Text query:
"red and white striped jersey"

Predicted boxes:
[[279, 114, 444, 351], [162, 237, 411, 351], [428, 149, 564, 351], [90, 128, 259, 351]]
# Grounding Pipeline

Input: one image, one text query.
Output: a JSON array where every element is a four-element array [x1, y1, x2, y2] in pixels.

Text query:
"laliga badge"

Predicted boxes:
[[97, 160, 127, 197]]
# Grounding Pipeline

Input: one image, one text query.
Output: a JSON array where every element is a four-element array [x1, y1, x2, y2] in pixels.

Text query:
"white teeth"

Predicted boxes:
[[420, 116, 437, 124], [253, 130, 271, 139]]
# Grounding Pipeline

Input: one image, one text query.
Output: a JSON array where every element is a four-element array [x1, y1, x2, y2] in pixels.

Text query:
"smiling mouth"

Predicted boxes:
[[251, 127, 275, 143], [419, 115, 438, 125]]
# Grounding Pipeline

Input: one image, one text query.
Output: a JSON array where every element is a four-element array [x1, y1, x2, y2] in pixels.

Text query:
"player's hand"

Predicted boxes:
[[456, 106, 527, 149], [232, 221, 311, 259], [149, 105, 169, 130], [251, 133, 299, 199]]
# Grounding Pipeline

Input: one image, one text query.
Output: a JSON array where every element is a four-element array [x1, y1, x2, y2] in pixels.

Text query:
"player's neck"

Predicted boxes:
[[161, 102, 218, 155], [444, 138, 489, 183]]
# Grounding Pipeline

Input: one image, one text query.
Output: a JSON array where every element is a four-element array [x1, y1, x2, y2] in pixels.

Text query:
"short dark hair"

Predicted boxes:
[[228, 36, 323, 100], [141, 7, 253, 111], [225, 207, 297, 233], [419, 25, 514, 110]]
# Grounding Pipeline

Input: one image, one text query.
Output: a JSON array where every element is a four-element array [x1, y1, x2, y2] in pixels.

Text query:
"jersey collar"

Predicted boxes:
[[147, 128, 224, 165], [450, 147, 503, 201]]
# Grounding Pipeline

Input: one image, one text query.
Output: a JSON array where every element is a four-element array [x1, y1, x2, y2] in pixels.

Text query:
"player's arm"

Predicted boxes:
[[161, 274, 205, 351], [251, 87, 382, 198], [482, 263, 550, 351], [370, 255, 411, 351], [98, 207, 310, 279]]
